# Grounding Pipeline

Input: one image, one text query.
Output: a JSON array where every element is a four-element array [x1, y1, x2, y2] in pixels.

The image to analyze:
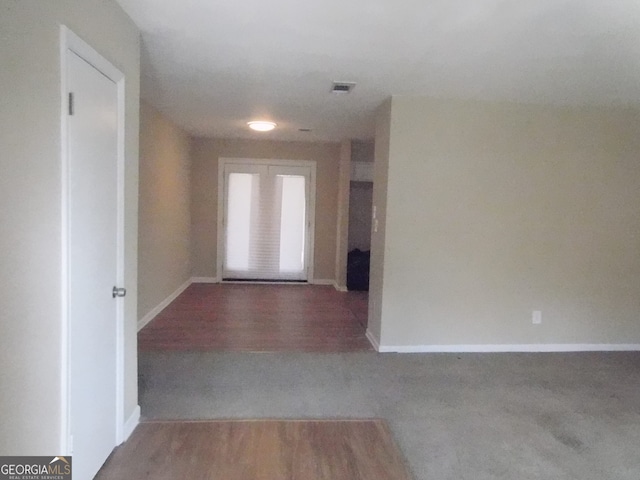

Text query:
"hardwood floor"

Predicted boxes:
[[95, 420, 412, 480], [138, 284, 372, 352]]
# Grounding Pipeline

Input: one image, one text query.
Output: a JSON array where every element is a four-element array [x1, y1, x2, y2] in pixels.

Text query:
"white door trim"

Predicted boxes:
[[217, 158, 317, 282], [60, 26, 127, 454]]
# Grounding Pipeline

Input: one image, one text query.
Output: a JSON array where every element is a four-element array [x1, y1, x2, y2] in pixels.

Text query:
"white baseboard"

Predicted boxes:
[[122, 405, 140, 443], [333, 282, 348, 292], [137, 279, 192, 331], [366, 329, 381, 351], [376, 343, 640, 353], [310, 279, 349, 292], [191, 276, 219, 283]]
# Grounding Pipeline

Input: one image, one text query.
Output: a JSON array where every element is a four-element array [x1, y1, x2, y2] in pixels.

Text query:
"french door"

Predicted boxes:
[[220, 159, 315, 281]]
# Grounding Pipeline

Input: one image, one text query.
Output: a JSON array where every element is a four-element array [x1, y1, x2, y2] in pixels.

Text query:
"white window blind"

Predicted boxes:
[[223, 164, 310, 281]]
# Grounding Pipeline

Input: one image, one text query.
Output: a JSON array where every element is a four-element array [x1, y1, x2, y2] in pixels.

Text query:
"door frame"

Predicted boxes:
[[59, 26, 127, 453], [217, 158, 317, 282]]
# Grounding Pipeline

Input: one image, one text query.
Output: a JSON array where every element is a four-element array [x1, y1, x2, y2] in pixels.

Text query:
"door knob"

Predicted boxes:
[[112, 286, 127, 298]]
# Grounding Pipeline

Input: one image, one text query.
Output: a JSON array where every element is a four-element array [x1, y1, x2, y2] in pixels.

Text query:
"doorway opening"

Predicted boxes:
[[346, 141, 374, 293]]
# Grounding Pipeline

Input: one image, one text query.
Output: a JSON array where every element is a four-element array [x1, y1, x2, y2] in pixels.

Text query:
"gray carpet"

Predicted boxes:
[[139, 351, 640, 480]]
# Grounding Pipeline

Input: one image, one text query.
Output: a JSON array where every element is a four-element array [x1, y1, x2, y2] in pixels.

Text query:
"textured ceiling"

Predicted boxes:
[[116, 0, 640, 141]]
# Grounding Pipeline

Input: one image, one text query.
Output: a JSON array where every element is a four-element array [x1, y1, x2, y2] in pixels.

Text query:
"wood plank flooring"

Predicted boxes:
[[138, 284, 372, 352], [95, 420, 412, 480]]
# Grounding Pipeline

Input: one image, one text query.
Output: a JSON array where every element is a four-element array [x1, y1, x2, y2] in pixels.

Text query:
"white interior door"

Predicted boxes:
[[222, 161, 313, 281], [67, 49, 120, 480]]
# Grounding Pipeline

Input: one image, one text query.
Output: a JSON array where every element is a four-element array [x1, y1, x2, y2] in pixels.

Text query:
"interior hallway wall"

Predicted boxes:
[[0, 0, 139, 454], [372, 96, 640, 348], [138, 101, 191, 320], [349, 140, 374, 252], [368, 99, 392, 343], [334, 140, 352, 290], [190, 138, 341, 281], [348, 182, 373, 251]]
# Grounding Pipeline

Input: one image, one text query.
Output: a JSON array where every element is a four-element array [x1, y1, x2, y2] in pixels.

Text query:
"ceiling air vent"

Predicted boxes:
[[331, 82, 356, 94]]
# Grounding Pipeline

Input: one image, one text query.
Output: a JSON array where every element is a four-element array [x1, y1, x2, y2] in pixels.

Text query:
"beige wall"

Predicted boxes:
[[348, 182, 373, 251], [0, 1, 139, 454], [138, 102, 191, 320], [334, 140, 352, 289], [373, 96, 640, 347], [190, 138, 341, 281], [368, 99, 392, 341], [351, 140, 375, 164], [349, 140, 374, 252]]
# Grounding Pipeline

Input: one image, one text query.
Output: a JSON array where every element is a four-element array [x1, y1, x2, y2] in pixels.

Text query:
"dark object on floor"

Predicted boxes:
[[347, 249, 370, 291]]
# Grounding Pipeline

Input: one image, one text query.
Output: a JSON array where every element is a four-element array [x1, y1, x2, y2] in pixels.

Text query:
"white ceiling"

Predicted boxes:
[[116, 0, 640, 142]]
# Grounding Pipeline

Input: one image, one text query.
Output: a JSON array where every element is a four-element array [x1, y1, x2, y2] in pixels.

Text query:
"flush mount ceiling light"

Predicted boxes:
[[247, 121, 277, 132]]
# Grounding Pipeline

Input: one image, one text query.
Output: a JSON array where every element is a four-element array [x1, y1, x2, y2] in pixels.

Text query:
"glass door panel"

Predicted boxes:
[[222, 163, 311, 281]]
